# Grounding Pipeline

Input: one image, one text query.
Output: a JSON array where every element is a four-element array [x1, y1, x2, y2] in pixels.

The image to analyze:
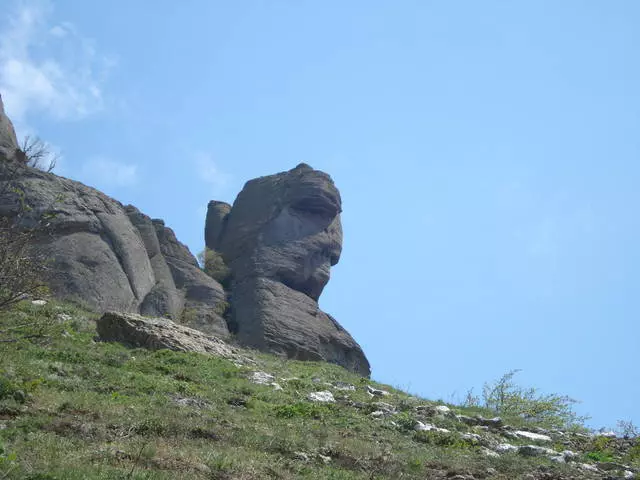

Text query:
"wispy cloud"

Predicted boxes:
[[195, 152, 231, 192], [81, 156, 138, 188], [0, 0, 115, 126]]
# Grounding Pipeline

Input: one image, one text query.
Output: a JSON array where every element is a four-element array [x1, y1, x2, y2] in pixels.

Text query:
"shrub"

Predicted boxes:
[[395, 412, 417, 432], [617, 419, 639, 439], [18, 136, 58, 172], [481, 369, 589, 430], [197, 248, 231, 287]]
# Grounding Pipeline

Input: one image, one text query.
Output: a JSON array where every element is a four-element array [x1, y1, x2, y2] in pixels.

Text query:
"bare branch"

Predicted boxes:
[[19, 135, 59, 172]]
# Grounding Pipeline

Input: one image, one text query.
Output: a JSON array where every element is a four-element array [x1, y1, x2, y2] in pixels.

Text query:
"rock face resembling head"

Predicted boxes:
[[210, 163, 343, 300], [207, 164, 370, 376]]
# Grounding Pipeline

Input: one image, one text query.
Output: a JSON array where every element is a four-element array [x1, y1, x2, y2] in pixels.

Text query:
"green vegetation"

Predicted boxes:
[[0, 300, 636, 479], [477, 369, 589, 430], [197, 248, 231, 288]]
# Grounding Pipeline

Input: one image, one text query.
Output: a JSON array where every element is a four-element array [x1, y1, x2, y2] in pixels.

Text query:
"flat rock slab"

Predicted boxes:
[[97, 312, 238, 359]]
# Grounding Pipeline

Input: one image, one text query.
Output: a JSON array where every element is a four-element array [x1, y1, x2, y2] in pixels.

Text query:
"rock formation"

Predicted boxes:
[[0, 98, 229, 338], [0, 95, 369, 375], [206, 164, 370, 376], [97, 311, 240, 360]]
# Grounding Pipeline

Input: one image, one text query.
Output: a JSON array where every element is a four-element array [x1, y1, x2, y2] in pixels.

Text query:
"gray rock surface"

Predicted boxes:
[[0, 99, 228, 336], [152, 218, 228, 338], [204, 200, 231, 250], [207, 164, 369, 376], [97, 312, 237, 359]]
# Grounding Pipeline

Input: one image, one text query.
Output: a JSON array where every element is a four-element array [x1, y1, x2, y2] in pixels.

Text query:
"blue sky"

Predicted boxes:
[[1, 0, 638, 430]]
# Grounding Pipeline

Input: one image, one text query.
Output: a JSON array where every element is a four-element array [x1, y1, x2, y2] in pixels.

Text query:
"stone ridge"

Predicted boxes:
[[206, 163, 370, 376]]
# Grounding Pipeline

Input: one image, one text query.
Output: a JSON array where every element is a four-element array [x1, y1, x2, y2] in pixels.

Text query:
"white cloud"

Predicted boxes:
[[81, 156, 138, 188], [49, 25, 67, 38], [0, 0, 114, 126], [195, 152, 231, 191]]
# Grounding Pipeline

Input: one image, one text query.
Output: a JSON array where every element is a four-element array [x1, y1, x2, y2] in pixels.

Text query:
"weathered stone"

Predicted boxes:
[[517, 445, 557, 457], [232, 277, 367, 375], [96, 312, 236, 359], [307, 391, 335, 403], [371, 402, 396, 413], [250, 371, 275, 385], [1, 98, 229, 335], [513, 430, 553, 442], [125, 206, 183, 320], [417, 404, 455, 418], [0, 147, 227, 335], [495, 443, 518, 453], [0, 166, 156, 312], [209, 164, 369, 375], [367, 385, 390, 397], [136, 206, 229, 338], [414, 421, 449, 433], [204, 200, 231, 250]]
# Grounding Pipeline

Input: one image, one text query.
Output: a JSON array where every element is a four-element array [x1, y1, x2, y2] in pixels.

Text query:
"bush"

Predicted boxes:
[[197, 248, 231, 287], [18, 136, 59, 172], [617, 419, 639, 439], [481, 369, 589, 430]]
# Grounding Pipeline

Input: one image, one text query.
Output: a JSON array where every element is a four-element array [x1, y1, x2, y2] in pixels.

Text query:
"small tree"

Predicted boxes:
[[482, 369, 589, 430], [616, 420, 639, 439], [197, 248, 231, 287]]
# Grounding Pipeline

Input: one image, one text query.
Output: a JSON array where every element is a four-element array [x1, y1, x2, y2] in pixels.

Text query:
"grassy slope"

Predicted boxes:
[[0, 301, 637, 480]]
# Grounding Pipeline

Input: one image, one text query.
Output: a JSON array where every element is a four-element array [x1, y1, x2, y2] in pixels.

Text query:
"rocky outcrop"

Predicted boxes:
[[97, 312, 238, 359], [0, 101, 228, 336], [206, 163, 370, 376], [126, 207, 229, 338], [204, 200, 231, 250], [1, 96, 368, 375]]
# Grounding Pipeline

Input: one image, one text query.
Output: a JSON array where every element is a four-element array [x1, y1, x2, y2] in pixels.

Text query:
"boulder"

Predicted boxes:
[[96, 312, 236, 359], [307, 391, 335, 403], [207, 164, 370, 376]]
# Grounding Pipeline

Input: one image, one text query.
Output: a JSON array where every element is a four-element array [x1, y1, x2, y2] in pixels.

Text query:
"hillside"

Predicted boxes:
[[0, 300, 638, 480]]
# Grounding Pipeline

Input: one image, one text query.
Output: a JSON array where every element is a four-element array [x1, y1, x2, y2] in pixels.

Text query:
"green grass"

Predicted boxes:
[[0, 301, 630, 479]]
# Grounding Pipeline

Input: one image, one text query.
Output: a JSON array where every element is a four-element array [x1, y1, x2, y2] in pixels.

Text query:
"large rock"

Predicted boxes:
[[97, 311, 237, 359], [0, 102, 229, 336], [204, 200, 231, 250], [152, 217, 228, 338], [206, 163, 370, 376]]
